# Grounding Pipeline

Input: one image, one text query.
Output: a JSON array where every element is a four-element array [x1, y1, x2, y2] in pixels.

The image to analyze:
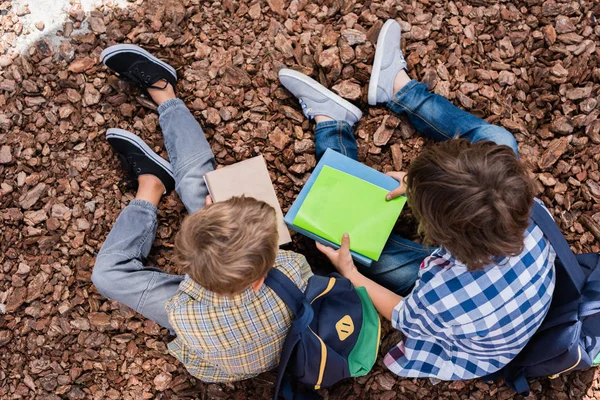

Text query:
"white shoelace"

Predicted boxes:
[[298, 98, 313, 119]]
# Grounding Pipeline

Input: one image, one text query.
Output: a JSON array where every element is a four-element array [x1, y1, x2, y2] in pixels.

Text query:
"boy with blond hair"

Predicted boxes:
[[91, 45, 311, 382]]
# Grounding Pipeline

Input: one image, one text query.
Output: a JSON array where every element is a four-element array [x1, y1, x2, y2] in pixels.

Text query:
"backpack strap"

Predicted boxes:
[[265, 268, 305, 316], [486, 369, 530, 396], [579, 281, 600, 317], [265, 269, 315, 400], [274, 333, 318, 400], [530, 201, 585, 294], [506, 370, 530, 396]]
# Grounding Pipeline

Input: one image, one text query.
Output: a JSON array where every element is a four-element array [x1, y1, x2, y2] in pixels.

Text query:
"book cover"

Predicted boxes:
[[284, 149, 406, 266], [203, 155, 292, 246], [293, 165, 406, 261]]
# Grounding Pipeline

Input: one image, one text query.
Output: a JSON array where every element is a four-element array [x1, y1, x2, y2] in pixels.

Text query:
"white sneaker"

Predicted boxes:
[[279, 69, 363, 126], [368, 19, 407, 105]]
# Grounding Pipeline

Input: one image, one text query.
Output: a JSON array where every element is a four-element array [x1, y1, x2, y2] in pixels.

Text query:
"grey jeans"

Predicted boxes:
[[91, 98, 215, 329]]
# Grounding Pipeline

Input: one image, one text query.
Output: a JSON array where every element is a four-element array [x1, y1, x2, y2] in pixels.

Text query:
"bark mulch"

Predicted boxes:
[[1, 0, 600, 398]]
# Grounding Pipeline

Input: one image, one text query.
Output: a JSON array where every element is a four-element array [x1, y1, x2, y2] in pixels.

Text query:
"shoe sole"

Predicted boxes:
[[100, 44, 177, 81], [105, 128, 175, 177], [368, 19, 397, 106], [279, 69, 363, 121]]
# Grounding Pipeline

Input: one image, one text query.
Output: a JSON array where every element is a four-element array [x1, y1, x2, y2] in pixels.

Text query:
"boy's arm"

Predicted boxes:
[[276, 250, 314, 291], [316, 234, 401, 321], [343, 271, 401, 321]]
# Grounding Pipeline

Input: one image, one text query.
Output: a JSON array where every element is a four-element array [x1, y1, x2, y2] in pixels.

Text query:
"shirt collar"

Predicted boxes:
[[436, 246, 509, 270], [178, 274, 259, 307]]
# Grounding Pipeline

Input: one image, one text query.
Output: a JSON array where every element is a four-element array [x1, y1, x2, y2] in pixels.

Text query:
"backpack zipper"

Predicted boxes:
[[311, 278, 336, 303], [548, 345, 581, 379], [309, 278, 336, 389], [310, 327, 327, 389]]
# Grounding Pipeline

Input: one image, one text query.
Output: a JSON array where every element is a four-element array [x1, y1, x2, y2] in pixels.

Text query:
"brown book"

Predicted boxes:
[[203, 155, 292, 246]]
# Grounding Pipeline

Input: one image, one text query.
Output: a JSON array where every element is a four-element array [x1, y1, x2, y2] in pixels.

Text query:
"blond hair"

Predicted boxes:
[[174, 196, 279, 295]]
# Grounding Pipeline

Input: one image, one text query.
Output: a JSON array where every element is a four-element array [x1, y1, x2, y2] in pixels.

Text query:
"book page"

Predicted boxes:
[[204, 156, 292, 246]]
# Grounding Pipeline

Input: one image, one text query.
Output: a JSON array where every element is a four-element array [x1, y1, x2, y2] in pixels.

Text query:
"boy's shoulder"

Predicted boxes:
[[165, 250, 312, 314], [275, 249, 307, 263], [413, 217, 553, 320], [273, 249, 312, 291], [420, 199, 551, 283]]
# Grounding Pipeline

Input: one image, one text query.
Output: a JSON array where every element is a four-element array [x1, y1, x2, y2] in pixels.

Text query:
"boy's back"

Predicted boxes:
[[166, 250, 312, 382], [382, 141, 557, 379], [318, 139, 557, 380], [384, 204, 555, 379]]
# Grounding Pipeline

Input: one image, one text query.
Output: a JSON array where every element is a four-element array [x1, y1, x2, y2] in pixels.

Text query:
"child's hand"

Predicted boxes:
[[205, 195, 214, 205], [316, 233, 359, 278], [386, 171, 407, 200]]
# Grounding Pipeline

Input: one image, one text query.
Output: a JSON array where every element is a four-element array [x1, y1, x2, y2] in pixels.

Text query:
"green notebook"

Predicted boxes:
[[292, 165, 406, 261]]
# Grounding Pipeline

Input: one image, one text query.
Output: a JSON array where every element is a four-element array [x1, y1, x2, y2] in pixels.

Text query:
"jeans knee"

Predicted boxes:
[[483, 126, 519, 156], [392, 268, 419, 296], [91, 258, 116, 299]]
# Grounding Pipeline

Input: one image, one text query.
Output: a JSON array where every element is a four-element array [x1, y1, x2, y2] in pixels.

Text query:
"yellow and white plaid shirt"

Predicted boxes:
[[165, 250, 312, 382]]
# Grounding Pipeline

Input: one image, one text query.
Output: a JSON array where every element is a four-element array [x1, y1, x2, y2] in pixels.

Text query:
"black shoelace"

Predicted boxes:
[[121, 61, 170, 90], [116, 153, 142, 192]]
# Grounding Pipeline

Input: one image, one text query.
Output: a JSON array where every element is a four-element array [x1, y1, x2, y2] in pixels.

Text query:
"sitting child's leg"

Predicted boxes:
[[101, 45, 216, 214], [155, 94, 215, 214], [278, 69, 361, 161], [314, 121, 358, 161], [369, 20, 519, 155], [92, 130, 183, 329]]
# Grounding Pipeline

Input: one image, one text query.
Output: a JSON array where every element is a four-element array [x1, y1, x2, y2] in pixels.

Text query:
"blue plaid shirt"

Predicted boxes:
[[384, 204, 556, 380]]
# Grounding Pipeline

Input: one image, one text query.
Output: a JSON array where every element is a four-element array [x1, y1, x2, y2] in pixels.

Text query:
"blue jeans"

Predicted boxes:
[[315, 80, 518, 295], [92, 99, 215, 329]]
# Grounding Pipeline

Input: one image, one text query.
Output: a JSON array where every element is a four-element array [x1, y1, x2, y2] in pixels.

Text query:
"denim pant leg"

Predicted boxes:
[[365, 234, 435, 295], [93, 100, 216, 330], [91, 200, 183, 329], [315, 120, 358, 160], [158, 98, 216, 214], [314, 120, 432, 294], [387, 80, 519, 156]]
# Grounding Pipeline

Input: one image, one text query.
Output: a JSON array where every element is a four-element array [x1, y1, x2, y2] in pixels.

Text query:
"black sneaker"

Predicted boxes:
[[100, 44, 177, 91], [106, 128, 175, 194]]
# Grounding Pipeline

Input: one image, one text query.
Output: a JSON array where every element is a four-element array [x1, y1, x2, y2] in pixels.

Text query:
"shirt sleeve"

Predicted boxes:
[[277, 250, 313, 290], [297, 253, 313, 286], [392, 293, 445, 340], [390, 298, 407, 331], [391, 258, 447, 339]]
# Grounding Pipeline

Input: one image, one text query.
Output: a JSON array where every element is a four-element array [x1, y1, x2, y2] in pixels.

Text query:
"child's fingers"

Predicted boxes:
[[205, 195, 214, 205], [385, 171, 407, 200], [340, 233, 350, 253], [338, 234, 357, 273], [386, 171, 406, 181], [386, 186, 405, 201], [315, 241, 335, 258], [339, 234, 354, 266]]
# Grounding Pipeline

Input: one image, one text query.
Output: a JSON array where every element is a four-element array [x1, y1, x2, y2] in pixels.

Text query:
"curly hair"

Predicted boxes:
[[405, 139, 534, 270]]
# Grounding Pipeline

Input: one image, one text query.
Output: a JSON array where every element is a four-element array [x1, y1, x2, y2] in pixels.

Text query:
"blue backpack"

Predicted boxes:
[[264, 268, 381, 400], [491, 201, 600, 394]]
